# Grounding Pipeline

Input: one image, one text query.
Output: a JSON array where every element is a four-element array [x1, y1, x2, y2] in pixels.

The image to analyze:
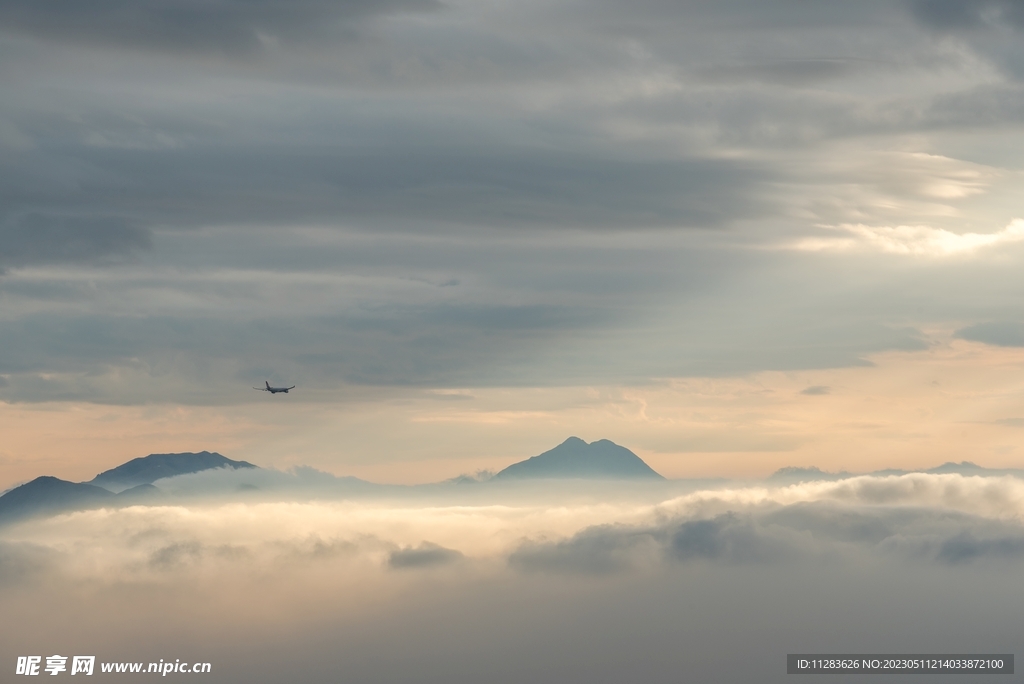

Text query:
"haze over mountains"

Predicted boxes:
[[3, 438, 1024, 527], [767, 461, 1024, 483], [0, 438, 667, 525], [0, 452, 254, 525]]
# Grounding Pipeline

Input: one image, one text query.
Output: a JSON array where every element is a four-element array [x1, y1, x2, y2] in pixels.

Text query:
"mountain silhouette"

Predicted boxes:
[[923, 461, 1024, 477], [767, 466, 853, 482], [88, 451, 256, 492], [0, 476, 115, 525], [767, 461, 1024, 483], [493, 437, 663, 480], [0, 452, 256, 525], [114, 483, 164, 503]]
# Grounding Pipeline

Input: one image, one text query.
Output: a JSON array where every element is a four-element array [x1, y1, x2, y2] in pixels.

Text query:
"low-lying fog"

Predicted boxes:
[[4, 472, 1024, 682]]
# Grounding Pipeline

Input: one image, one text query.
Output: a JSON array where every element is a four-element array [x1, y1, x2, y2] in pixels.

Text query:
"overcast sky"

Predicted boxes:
[[3, 0, 1024, 485]]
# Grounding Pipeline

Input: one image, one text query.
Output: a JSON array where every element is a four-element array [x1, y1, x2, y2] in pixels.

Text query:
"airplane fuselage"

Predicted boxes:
[[255, 381, 295, 394]]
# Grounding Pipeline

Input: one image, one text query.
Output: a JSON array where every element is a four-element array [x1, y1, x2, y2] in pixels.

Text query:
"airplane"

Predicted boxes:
[[254, 381, 295, 394]]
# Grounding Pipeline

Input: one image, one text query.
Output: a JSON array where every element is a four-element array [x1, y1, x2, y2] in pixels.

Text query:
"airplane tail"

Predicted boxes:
[[266, 381, 271, 389]]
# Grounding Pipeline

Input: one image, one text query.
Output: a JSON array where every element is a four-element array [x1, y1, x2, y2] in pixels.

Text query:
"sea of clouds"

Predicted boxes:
[[3, 472, 1024, 682]]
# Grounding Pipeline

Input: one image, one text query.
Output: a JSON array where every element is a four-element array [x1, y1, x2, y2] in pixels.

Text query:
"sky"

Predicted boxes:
[[7, 4, 1024, 680], [4, 0, 1024, 486]]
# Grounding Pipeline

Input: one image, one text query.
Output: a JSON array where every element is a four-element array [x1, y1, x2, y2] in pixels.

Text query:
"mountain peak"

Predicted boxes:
[[88, 451, 256, 492], [494, 438, 663, 480]]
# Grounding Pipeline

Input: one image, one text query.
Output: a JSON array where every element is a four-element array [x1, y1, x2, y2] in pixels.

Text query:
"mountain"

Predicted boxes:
[[0, 479, 169, 526], [115, 483, 164, 503], [767, 466, 853, 483], [0, 476, 115, 525], [766, 461, 1024, 483], [493, 437, 663, 480], [0, 452, 251, 525], [923, 461, 1024, 477], [88, 451, 256, 492]]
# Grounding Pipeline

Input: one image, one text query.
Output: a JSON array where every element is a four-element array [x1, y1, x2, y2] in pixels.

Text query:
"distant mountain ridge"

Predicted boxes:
[[9, 444, 1022, 529], [0, 451, 255, 526], [0, 477, 162, 525], [494, 437, 663, 480], [88, 451, 255, 492], [768, 461, 1024, 483], [0, 476, 113, 524]]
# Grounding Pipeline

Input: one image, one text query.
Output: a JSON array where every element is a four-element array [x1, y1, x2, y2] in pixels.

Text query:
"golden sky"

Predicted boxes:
[[5, 335, 1024, 489]]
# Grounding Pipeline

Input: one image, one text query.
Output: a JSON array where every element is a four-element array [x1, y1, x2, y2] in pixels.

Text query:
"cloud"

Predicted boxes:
[[761, 502, 898, 544], [935, 530, 1024, 563], [147, 465, 373, 496], [800, 385, 830, 395], [760, 472, 1024, 518], [4, 474, 1024, 682], [148, 540, 205, 569], [509, 525, 663, 574], [509, 513, 802, 574], [501, 473, 1024, 573], [955, 320, 1024, 346], [389, 542, 464, 569], [0, 0, 1021, 403], [0, 301, 614, 395], [793, 219, 1024, 256], [0, 213, 151, 271], [667, 514, 793, 563], [0, 541, 55, 586], [696, 59, 868, 87], [910, 0, 1024, 31], [0, 134, 767, 236], [0, 0, 440, 55]]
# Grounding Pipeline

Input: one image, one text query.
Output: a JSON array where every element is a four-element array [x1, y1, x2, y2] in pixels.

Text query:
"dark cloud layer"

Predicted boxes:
[[0, 213, 150, 271], [0, 303, 608, 389], [389, 542, 463, 568], [0, 309, 933, 401], [0, 136, 767, 239], [0, 0, 439, 54], [954, 320, 1024, 346], [0, 0, 1023, 401], [911, 0, 1024, 31]]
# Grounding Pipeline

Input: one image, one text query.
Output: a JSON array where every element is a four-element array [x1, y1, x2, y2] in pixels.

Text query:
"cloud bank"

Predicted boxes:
[[0, 0, 439, 55], [3, 473, 1024, 682]]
